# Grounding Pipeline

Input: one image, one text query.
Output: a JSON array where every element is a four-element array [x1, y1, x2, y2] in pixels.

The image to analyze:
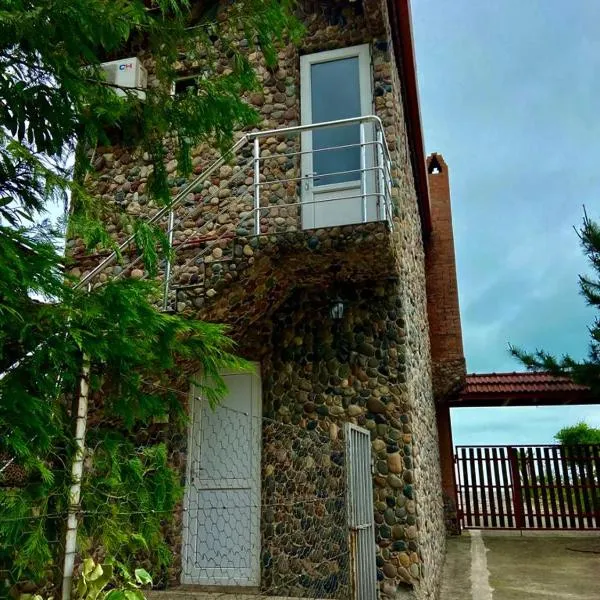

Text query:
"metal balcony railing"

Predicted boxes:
[[249, 115, 393, 234], [77, 116, 394, 307]]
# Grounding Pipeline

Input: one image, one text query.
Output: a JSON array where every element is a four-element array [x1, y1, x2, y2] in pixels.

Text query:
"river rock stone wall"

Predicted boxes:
[[375, 2, 446, 598], [261, 282, 428, 599], [71, 0, 446, 598], [391, 76, 445, 600], [260, 417, 350, 598]]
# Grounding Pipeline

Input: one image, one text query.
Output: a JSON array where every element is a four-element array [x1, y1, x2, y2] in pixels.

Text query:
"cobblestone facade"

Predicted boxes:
[[261, 280, 443, 600], [73, 0, 446, 598]]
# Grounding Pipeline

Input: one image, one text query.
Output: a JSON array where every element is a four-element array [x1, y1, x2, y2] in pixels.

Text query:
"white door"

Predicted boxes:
[[182, 369, 262, 586], [300, 44, 378, 229]]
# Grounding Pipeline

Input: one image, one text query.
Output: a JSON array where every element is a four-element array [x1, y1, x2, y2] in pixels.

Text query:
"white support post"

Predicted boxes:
[[162, 208, 175, 311], [61, 353, 91, 600], [359, 122, 367, 223], [376, 129, 386, 223], [253, 138, 261, 236], [386, 157, 393, 229]]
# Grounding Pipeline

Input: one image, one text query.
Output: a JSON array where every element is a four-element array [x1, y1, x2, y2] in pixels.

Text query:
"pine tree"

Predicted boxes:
[[511, 212, 600, 399], [0, 0, 301, 591]]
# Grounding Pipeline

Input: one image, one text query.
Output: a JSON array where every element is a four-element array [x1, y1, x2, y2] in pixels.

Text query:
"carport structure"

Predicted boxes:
[[424, 154, 599, 534], [437, 372, 599, 533]]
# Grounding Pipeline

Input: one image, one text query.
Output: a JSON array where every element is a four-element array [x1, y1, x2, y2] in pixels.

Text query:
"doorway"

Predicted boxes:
[[181, 369, 262, 586], [300, 44, 378, 229]]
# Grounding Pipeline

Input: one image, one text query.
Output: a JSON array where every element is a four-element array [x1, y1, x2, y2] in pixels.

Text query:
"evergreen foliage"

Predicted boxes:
[[511, 212, 600, 399], [0, 0, 301, 593], [555, 422, 600, 446]]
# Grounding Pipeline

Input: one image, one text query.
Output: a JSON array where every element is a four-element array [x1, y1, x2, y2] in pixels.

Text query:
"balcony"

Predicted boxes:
[[79, 116, 399, 329], [250, 114, 394, 234]]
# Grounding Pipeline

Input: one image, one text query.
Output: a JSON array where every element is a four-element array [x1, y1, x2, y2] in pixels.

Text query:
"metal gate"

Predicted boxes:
[[345, 424, 378, 600], [456, 444, 600, 530]]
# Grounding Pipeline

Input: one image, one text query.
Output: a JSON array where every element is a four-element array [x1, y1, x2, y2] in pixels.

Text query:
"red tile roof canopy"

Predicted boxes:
[[453, 372, 593, 407]]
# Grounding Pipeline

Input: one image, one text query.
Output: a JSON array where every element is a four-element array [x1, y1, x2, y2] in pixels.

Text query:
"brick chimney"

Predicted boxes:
[[425, 153, 466, 399]]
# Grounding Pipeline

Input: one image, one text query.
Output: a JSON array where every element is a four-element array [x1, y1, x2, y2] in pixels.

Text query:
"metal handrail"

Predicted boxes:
[[161, 188, 394, 310], [75, 135, 249, 289], [257, 161, 387, 187], [248, 114, 388, 150], [260, 140, 378, 160], [77, 114, 392, 292], [106, 154, 254, 283], [165, 191, 391, 284], [249, 115, 392, 235]]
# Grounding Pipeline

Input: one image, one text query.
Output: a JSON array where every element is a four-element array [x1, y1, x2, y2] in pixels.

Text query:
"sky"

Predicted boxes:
[[411, 0, 600, 445]]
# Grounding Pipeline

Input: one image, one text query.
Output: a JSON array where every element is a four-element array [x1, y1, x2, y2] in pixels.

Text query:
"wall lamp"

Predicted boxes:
[[330, 296, 345, 321]]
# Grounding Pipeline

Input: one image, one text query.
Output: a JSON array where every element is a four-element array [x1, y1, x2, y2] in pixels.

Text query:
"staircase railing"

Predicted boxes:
[[75, 136, 249, 290], [76, 115, 393, 310]]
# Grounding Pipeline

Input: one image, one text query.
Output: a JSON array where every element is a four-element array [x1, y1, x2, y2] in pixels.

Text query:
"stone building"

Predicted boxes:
[[73, 0, 467, 598]]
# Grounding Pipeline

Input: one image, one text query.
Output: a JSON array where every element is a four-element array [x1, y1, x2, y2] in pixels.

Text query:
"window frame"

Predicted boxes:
[[299, 43, 373, 129]]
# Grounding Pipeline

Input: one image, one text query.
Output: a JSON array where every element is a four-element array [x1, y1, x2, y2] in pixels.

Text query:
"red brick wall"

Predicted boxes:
[[425, 154, 466, 398]]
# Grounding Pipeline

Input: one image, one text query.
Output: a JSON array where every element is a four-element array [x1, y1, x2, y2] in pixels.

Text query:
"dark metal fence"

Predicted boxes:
[[455, 444, 600, 530]]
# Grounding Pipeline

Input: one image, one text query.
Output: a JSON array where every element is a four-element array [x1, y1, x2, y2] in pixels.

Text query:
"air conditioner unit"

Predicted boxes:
[[100, 57, 148, 100]]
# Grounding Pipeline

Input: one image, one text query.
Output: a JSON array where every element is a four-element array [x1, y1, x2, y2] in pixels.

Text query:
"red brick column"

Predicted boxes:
[[426, 154, 464, 534], [425, 153, 466, 399], [436, 402, 460, 534]]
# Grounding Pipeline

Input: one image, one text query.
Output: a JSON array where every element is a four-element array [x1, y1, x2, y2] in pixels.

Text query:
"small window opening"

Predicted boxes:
[[428, 155, 444, 175], [173, 75, 201, 96]]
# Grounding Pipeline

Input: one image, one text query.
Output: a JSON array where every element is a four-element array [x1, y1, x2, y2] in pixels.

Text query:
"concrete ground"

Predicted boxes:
[[440, 530, 600, 600]]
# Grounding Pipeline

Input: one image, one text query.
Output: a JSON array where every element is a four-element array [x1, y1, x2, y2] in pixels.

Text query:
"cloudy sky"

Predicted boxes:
[[411, 0, 600, 445]]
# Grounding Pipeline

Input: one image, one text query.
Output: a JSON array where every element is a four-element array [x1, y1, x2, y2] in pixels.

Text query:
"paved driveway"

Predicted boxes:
[[440, 531, 600, 600]]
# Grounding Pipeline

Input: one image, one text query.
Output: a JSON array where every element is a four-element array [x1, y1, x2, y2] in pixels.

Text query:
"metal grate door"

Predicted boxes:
[[345, 423, 378, 600]]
